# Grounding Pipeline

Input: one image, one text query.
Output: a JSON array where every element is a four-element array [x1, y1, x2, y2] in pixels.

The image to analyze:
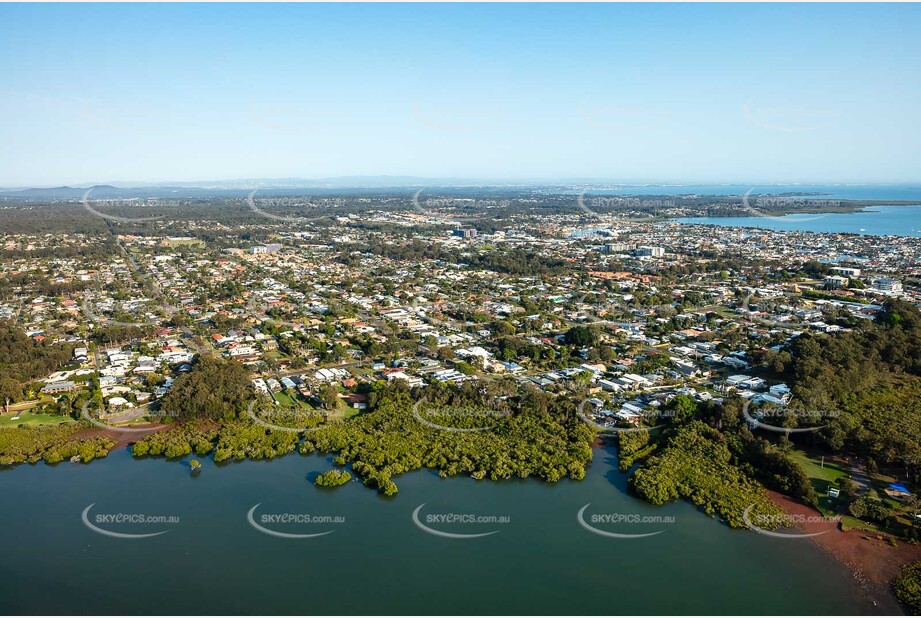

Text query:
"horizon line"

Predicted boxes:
[[4, 177, 921, 192]]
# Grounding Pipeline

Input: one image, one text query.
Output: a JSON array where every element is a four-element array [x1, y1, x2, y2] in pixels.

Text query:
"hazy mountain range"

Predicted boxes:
[[1, 178, 912, 201], [0, 176, 567, 199]]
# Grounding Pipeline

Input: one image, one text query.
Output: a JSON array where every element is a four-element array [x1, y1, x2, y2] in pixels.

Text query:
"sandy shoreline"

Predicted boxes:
[[767, 490, 920, 615]]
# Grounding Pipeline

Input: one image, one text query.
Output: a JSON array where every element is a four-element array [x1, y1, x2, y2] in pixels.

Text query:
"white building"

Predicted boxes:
[[870, 277, 903, 293]]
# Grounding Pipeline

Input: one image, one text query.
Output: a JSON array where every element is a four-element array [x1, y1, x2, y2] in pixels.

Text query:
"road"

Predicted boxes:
[[12, 299, 23, 325], [113, 239, 210, 356]]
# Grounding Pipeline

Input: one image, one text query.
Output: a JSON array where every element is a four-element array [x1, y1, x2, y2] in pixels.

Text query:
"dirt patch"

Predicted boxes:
[[71, 424, 169, 450], [768, 490, 921, 614]]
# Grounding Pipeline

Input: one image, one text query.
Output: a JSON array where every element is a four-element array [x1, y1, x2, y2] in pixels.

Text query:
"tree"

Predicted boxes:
[[664, 395, 698, 424], [158, 356, 255, 421], [320, 384, 339, 411], [894, 560, 921, 615], [838, 477, 860, 499], [315, 469, 351, 487], [564, 325, 597, 347], [0, 376, 24, 414]]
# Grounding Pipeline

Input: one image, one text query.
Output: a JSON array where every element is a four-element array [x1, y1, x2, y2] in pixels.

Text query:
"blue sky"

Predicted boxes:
[[1, 3, 920, 186]]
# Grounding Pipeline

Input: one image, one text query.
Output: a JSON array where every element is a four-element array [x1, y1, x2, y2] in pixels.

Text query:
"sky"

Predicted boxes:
[[1, 3, 920, 187]]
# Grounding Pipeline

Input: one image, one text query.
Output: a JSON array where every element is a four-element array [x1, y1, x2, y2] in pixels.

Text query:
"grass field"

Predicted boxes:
[[790, 449, 850, 486], [273, 391, 306, 407], [789, 449, 852, 516], [0, 412, 75, 427], [791, 449, 919, 537], [338, 403, 362, 419]]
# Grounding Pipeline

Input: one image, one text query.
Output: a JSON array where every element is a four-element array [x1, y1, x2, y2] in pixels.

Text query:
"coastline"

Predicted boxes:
[[767, 489, 921, 615], [70, 423, 168, 450]]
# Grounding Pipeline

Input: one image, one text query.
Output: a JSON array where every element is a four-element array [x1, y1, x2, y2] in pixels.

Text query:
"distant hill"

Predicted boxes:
[[0, 176, 552, 200], [0, 176, 550, 200], [0, 184, 261, 200]]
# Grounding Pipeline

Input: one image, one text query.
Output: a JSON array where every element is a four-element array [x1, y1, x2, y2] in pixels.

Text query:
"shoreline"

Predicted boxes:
[[767, 489, 920, 615], [70, 423, 169, 450]]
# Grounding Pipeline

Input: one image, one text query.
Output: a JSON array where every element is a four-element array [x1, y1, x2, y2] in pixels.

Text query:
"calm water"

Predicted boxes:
[[677, 205, 921, 237], [576, 184, 921, 201], [0, 442, 895, 615]]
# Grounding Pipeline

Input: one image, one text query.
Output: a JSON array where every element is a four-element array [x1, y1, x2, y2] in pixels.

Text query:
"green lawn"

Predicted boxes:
[[0, 412, 75, 427], [338, 402, 362, 419], [791, 449, 919, 538], [273, 391, 305, 407], [790, 449, 850, 486], [789, 449, 853, 516]]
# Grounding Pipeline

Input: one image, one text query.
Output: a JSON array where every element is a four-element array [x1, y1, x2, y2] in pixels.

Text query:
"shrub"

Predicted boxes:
[[894, 560, 921, 615]]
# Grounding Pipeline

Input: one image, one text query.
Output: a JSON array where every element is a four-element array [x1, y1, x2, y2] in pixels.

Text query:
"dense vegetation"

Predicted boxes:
[[348, 240, 569, 276], [158, 356, 255, 421], [756, 299, 921, 485], [894, 560, 921, 615], [629, 421, 783, 528], [131, 379, 591, 496], [131, 421, 299, 462], [614, 394, 817, 526], [300, 382, 594, 496], [0, 321, 74, 405], [564, 325, 598, 347], [617, 429, 657, 472], [315, 469, 351, 487], [0, 426, 114, 465], [131, 424, 219, 458]]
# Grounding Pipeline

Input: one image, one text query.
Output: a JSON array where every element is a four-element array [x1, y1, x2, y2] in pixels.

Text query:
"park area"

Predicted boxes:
[[0, 411, 74, 427], [790, 448, 919, 538]]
